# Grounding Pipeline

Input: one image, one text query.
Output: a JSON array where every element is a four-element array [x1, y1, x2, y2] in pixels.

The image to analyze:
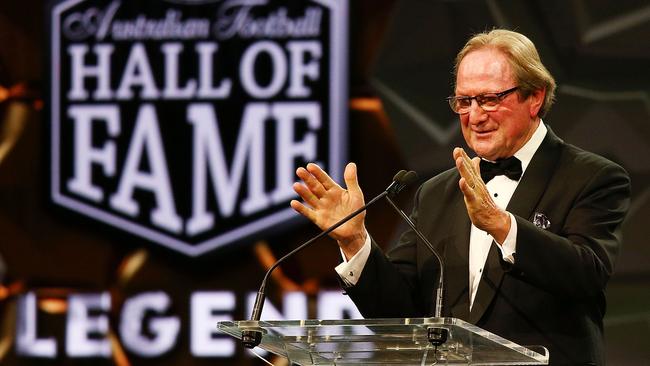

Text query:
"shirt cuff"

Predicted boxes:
[[335, 231, 372, 286], [496, 212, 517, 264]]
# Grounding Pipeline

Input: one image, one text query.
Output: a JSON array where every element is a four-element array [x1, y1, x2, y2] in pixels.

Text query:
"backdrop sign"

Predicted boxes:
[[48, 0, 348, 256]]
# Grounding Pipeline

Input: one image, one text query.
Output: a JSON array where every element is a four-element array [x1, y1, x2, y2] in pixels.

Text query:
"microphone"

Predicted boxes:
[[383, 170, 448, 345], [242, 170, 411, 349]]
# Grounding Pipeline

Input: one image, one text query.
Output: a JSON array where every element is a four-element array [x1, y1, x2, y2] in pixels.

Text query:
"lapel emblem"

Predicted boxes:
[[532, 212, 551, 230]]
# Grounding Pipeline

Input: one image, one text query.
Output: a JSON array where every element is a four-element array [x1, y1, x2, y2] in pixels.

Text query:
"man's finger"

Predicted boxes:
[[458, 177, 477, 201], [290, 200, 315, 222], [471, 157, 481, 174], [453, 148, 475, 185], [307, 163, 338, 190], [460, 148, 482, 184], [296, 167, 327, 198], [343, 162, 362, 196], [293, 182, 320, 207], [456, 155, 476, 189]]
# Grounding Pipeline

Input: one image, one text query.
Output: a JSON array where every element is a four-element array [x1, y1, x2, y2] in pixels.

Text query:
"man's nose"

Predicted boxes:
[[467, 99, 487, 124]]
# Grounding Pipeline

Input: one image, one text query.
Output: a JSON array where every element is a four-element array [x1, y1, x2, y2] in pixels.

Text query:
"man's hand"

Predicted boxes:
[[453, 147, 511, 244], [291, 162, 367, 259]]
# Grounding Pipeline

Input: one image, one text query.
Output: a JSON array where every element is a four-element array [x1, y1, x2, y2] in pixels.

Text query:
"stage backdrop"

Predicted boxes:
[[0, 0, 649, 365]]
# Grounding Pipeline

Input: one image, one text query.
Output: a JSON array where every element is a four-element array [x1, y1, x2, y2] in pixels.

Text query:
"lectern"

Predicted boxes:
[[218, 317, 549, 365]]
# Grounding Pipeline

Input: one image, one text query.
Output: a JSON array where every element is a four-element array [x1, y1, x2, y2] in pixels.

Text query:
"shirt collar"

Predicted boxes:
[[513, 120, 547, 173]]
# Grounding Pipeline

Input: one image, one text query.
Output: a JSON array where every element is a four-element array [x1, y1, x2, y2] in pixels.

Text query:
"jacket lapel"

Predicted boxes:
[[506, 127, 563, 220], [469, 242, 503, 323], [468, 127, 564, 324], [443, 176, 472, 321]]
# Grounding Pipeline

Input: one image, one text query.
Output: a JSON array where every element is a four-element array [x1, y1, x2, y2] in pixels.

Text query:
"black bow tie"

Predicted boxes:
[[480, 156, 523, 183]]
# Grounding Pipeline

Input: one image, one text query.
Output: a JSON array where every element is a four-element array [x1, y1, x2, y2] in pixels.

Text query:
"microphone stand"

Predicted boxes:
[[384, 195, 444, 319], [384, 171, 447, 346]]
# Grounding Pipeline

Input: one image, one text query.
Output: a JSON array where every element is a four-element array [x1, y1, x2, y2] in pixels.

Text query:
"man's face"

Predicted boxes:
[[455, 48, 542, 160]]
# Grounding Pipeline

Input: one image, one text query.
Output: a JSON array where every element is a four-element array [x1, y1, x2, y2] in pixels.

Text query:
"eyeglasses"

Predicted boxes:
[[446, 86, 519, 114]]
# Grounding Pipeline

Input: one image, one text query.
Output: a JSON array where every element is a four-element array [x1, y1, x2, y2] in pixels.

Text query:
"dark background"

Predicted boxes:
[[0, 0, 648, 364]]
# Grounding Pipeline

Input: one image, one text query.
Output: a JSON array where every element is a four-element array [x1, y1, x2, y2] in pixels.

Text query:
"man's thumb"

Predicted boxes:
[[344, 162, 362, 195]]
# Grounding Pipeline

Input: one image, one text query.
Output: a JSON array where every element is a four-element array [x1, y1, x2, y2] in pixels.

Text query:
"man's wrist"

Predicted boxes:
[[490, 210, 511, 245], [338, 231, 368, 260]]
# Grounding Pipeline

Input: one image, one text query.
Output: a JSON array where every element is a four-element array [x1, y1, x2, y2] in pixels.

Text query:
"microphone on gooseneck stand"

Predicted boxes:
[[384, 170, 448, 346], [241, 170, 410, 349]]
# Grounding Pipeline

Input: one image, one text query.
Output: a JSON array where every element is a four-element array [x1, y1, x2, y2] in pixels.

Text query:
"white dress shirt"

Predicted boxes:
[[336, 122, 548, 310]]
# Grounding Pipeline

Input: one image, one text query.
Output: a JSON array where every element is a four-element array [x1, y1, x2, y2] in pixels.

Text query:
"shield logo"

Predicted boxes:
[[48, 0, 348, 256]]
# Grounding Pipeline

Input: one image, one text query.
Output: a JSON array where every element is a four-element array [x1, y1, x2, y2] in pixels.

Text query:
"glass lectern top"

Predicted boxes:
[[218, 317, 549, 365]]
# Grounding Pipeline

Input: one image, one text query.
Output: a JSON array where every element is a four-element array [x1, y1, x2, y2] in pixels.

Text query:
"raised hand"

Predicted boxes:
[[290, 162, 367, 259], [453, 147, 511, 244]]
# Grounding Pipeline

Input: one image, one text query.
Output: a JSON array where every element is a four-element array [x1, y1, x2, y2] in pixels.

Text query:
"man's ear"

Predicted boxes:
[[529, 88, 545, 118]]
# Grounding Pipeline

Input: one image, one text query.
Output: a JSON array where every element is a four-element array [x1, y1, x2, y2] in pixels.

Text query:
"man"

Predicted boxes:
[[290, 29, 630, 365]]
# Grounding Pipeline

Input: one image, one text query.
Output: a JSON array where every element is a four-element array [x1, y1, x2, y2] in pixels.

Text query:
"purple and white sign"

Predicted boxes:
[[49, 0, 348, 256]]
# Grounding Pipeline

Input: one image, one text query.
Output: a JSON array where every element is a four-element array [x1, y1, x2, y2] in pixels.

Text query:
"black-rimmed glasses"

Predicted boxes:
[[446, 86, 519, 114]]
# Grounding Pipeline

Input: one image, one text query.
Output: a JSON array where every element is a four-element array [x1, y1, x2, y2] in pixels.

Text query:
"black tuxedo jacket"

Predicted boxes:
[[345, 128, 631, 365]]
